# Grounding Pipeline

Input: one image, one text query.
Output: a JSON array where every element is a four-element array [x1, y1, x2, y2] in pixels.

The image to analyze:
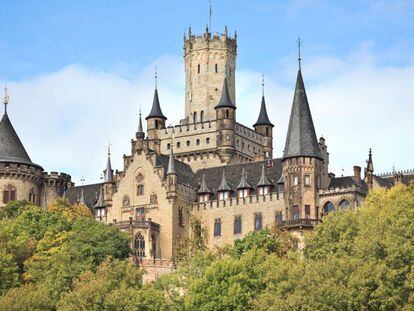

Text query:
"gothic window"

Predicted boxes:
[[200, 111, 204, 123], [339, 199, 350, 211], [122, 196, 130, 208], [178, 207, 183, 227], [3, 185, 16, 204], [304, 175, 311, 187], [197, 64, 200, 74], [323, 202, 335, 214], [275, 211, 283, 223], [136, 207, 145, 221], [149, 193, 158, 206], [291, 205, 300, 220], [134, 232, 145, 257], [193, 111, 197, 123], [234, 216, 242, 234], [215, 63, 218, 73], [305, 205, 311, 219], [254, 213, 262, 231], [136, 174, 144, 196], [214, 218, 222, 237]]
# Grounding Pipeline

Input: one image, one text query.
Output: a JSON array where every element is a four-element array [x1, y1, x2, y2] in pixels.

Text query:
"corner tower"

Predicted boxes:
[[184, 26, 237, 122]]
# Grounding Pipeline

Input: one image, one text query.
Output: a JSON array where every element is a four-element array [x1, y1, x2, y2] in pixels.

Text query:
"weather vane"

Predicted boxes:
[[297, 37, 302, 70], [3, 84, 9, 114]]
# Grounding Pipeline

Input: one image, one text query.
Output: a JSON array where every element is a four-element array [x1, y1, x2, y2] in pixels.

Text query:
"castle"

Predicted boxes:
[[1, 26, 413, 280]]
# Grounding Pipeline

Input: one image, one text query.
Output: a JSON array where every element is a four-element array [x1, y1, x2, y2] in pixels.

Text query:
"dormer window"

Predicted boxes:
[[218, 191, 229, 200], [238, 189, 250, 198]]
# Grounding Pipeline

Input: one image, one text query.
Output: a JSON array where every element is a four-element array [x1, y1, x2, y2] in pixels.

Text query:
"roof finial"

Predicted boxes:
[[3, 84, 9, 114], [261, 73, 265, 97], [297, 37, 302, 71], [106, 140, 112, 156], [155, 66, 158, 89]]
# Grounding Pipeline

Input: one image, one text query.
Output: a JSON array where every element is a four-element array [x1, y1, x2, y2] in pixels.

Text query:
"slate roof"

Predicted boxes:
[[328, 176, 368, 191], [191, 159, 283, 198], [146, 88, 167, 120], [198, 174, 213, 194], [0, 112, 42, 168], [215, 78, 236, 109], [155, 154, 194, 186], [257, 163, 273, 187], [283, 70, 322, 160], [373, 175, 394, 188], [253, 96, 274, 127], [217, 169, 232, 192], [66, 183, 103, 208]]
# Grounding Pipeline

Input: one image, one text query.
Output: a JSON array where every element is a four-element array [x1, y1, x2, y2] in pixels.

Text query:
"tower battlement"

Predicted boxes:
[[183, 31, 237, 56]]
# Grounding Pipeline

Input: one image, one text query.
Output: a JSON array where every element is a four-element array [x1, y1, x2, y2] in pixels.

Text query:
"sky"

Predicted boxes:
[[0, 0, 413, 184]]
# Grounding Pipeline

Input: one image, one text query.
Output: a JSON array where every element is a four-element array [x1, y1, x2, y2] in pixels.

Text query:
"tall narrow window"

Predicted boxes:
[[254, 214, 263, 231], [214, 218, 222, 237], [193, 111, 197, 123], [198, 64, 200, 74], [215, 64, 218, 73], [134, 232, 145, 257], [226, 109, 229, 119], [155, 120, 159, 129], [304, 175, 311, 187], [234, 216, 242, 234], [305, 205, 311, 219], [136, 174, 144, 196], [200, 111, 204, 123], [178, 207, 183, 227], [3, 185, 16, 204], [275, 211, 283, 223], [292, 205, 300, 220], [167, 143, 171, 150]]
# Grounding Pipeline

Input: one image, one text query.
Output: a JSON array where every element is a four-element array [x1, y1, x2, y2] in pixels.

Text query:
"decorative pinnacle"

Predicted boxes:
[[209, 0, 212, 33], [3, 84, 9, 114], [106, 141, 112, 156], [297, 37, 302, 70]]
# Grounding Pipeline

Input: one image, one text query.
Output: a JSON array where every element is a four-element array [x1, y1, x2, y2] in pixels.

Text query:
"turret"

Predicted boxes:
[[256, 164, 273, 195], [253, 77, 274, 158], [94, 186, 106, 222], [282, 43, 323, 223], [146, 73, 167, 142], [103, 145, 114, 206], [136, 110, 145, 140], [215, 78, 236, 164], [217, 169, 233, 200], [197, 173, 213, 203], [236, 167, 253, 198], [166, 144, 177, 199]]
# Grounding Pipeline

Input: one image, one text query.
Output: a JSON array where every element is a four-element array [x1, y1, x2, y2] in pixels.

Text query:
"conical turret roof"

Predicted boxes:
[[146, 88, 167, 120], [79, 189, 86, 206], [103, 152, 113, 183], [137, 112, 145, 139], [215, 78, 236, 109], [167, 144, 176, 175], [237, 167, 253, 190], [94, 186, 105, 208], [283, 70, 322, 160], [217, 169, 232, 192], [254, 96, 273, 127], [0, 112, 40, 167], [257, 164, 273, 187], [198, 173, 212, 194]]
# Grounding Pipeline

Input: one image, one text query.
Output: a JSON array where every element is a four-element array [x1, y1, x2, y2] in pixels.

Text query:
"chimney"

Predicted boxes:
[[353, 166, 361, 182]]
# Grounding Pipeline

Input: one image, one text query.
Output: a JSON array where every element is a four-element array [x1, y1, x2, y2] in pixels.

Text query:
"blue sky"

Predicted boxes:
[[1, 0, 413, 184]]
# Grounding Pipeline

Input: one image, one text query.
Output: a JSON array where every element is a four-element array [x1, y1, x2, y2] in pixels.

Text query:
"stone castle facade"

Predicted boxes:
[[1, 26, 413, 280]]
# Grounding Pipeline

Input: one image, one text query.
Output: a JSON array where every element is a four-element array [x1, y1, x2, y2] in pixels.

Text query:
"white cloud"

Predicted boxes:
[[2, 50, 413, 184]]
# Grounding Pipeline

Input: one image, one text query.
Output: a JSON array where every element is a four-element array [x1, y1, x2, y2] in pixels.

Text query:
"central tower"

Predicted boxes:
[[183, 26, 237, 122]]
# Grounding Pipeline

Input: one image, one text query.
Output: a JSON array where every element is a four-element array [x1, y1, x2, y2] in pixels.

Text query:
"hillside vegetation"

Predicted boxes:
[[0, 183, 413, 310]]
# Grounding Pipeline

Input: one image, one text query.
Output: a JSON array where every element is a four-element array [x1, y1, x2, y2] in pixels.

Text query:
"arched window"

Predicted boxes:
[[3, 185, 16, 204], [122, 195, 130, 208], [134, 232, 145, 257], [323, 202, 335, 215], [339, 199, 350, 211], [136, 174, 144, 196], [193, 111, 197, 123], [215, 64, 218, 73], [200, 111, 204, 123], [197, 64, 200, 74]]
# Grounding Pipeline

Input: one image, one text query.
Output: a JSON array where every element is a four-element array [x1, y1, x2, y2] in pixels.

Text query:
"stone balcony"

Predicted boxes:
[[276, 218, 321, 229]]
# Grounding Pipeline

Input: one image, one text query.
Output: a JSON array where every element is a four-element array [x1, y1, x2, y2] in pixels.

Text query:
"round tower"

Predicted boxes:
[[215, 78, 236, 163]]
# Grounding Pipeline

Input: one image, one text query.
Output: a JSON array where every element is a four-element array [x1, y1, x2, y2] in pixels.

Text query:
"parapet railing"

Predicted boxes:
[[276, 218, 321, 229], [110, 219, 160, 231]]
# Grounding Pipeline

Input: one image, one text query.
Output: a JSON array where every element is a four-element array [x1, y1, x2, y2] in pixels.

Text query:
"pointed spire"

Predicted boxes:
[[146, 69, 167, 120], [257, 164, 272, 187], [215, 78, 236, 109], [79, 188, 86, 206], [198, 173, 212, 194], [218, 169, 232, 192], [237, 167, 253, 190], [136, 108, 145, 139], [367, 148, 374, 172], [254, 75, 273, 128], [167, 143, 176, 175], [3, 85, 9, 115], [104, 143, 114, 183], [282, 65, 322, 160], [95, 186, 105, 208]]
